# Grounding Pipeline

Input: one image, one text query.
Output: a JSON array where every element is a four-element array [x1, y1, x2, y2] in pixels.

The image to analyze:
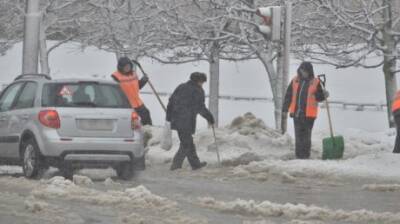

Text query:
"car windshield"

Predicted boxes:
[[42, 82, 130, 108]]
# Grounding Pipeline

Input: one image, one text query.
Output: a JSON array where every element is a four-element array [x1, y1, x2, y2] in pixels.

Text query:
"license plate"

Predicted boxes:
[[77, 119, 114, 131]]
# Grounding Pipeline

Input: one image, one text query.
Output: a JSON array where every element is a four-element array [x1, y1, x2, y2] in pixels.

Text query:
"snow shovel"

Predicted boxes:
[[318, 75, 345, 160], [131, 60, 172, 151], [211, 125, 222, 167], [131, 59, 167, 112]]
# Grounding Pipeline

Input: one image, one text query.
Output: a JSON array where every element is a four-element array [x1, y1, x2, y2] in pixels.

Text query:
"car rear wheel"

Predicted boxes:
[[115, 162, 134, 180], [21, 138, 47, 179], [59, 164, 74, 179]]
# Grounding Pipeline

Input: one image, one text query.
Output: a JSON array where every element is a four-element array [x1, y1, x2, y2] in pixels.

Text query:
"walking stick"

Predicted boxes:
[[211, 125, 221, 167], [131, 59, 167, 112]]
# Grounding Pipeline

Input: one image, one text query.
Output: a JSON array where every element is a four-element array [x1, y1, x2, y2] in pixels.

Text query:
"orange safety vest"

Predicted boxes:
[[288, 77, 320, 118], [392, 90, 400, 112], [112, 71, 144, 108]]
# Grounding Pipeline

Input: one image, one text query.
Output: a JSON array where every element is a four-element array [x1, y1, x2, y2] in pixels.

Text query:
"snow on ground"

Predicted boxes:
[[243, 220, 326, 224], [198, 196, 400, 223], [147, 113, 294, 167], [147, 113, 400, 182], [30, 176, 207, 224], [33, 176, 176, 209], [362, 184, 400, 192]]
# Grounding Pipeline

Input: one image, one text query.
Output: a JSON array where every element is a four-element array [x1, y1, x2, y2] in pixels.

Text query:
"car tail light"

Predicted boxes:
[[131, 112, 141, 130], [39, 110, 60, 129]]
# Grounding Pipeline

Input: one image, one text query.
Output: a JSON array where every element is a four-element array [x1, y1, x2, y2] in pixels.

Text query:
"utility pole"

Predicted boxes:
[[22, 0, 41, 74]]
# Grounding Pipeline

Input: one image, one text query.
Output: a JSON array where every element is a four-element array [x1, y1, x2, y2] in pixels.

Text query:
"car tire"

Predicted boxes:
[[60, 164, 74, 180], [20, 138, 47, 179], [115, 162, 134, 180], [133, 156, 146, 171]]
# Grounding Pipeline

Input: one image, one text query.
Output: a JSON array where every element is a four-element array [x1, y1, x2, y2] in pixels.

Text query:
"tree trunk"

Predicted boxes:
[[39, 19, 50, 75], [209, 45, 220, 127], [383, 0, 398, 128], [383, 51, 397, 128], [257, 49, 282, 130]]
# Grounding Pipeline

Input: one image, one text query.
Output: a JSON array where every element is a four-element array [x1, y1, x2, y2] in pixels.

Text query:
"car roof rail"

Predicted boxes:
[[14, 74, 52, 81]]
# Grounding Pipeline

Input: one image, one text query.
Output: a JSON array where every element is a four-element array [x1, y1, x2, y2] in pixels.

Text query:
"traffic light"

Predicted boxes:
[[256, 6, 281, 41]]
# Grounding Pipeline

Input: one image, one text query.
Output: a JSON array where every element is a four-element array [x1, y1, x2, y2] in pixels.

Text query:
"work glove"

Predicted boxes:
[[141, 75, 149, 83], [208, 114, 215, 125], [324, 90, 330, 98]]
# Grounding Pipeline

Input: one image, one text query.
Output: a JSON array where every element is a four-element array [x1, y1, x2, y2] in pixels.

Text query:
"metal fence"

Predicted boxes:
[[140, 91, 387, 112]]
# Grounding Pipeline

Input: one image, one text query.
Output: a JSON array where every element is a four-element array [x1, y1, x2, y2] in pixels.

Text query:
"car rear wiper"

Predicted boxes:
[[73, 102, 97, 107]]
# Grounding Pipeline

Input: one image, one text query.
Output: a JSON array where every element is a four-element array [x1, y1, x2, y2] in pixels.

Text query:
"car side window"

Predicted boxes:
[[0, 83, 24, 112], [14, 82, 38, 110]]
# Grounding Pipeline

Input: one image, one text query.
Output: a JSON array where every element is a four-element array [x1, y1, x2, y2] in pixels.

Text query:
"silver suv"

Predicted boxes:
[[0, 74, 145, 179]]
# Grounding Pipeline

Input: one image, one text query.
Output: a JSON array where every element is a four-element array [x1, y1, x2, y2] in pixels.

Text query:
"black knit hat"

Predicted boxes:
[[190, 72, 207, 83], [297, 61, 315, 77], [117, 57, 133, 72]]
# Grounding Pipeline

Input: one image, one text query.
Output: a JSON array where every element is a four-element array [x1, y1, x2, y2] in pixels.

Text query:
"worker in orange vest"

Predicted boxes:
[[112, 57, 152, 126], [392, 90, 400, 153], [282, 62, 328, 159]]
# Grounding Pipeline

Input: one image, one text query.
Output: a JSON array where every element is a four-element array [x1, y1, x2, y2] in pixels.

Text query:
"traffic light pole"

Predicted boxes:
[[22, 0, 41, 74], [280, 1, 292, 134]]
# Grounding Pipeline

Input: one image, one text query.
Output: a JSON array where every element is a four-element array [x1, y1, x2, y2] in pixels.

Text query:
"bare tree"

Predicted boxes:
[[0, 0, 24, 55], [149, 0, 258, 127], [293, 0, 400, 127]]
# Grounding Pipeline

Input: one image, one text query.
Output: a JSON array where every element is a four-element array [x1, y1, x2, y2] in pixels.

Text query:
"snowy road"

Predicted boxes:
[[0, 164, 400, 224]]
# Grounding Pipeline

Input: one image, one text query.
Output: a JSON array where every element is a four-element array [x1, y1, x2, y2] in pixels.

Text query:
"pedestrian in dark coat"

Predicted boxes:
[[166, 72, 215, 170], [282, 62, 328, 159]]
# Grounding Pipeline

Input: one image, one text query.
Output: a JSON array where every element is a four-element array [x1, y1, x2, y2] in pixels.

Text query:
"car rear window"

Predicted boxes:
[[42, 82, 131, 108]]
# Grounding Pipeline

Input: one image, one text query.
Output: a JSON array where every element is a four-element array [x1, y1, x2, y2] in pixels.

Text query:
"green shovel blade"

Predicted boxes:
[[322, 135, 345, 160]]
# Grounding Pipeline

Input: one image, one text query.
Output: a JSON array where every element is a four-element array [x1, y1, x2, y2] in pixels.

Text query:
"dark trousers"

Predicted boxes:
[[171, 131, 201, 169], [294, 117, 315, 159], [394, 115, 400, 153], [135, 104, 152, 126]]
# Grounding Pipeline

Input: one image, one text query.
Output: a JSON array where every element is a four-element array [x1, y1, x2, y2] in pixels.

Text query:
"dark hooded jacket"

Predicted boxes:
[[283, 62, 326, 118], [166, 80, 214, 134]]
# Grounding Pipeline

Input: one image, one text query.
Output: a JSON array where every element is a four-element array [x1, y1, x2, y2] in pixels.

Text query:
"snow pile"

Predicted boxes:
[[72, 175, 93, 186], [120, 212, 208, 224], [33, 176, 176, 211], [362, 184, 400, 192], [147, 113, 294, 167], [199, 197, 400, 223], [232, 152, 400, 181], [24, 196, 49, 213], [0, 165, 21, 174], [104, 177, 121, 187], [120, 213, 146, 224], [243, 220, 324, 224], [312, 128, 394, 159]]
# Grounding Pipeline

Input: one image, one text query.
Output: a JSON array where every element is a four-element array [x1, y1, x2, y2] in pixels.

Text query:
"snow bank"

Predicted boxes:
[[243, 220, 324, 224], [232, 152, 400, 181], [120, 212, 208, 224], [199, 197, 400, 223], [147, 113, 400, 181], [362, 184, 400, 192], [33, 176, 176, 211], [147, 113, 294, 167], [24, 196, 49, 213]]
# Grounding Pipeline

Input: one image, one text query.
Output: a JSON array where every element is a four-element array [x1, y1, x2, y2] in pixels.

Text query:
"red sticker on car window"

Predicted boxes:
[[58, 86, 73, 96]]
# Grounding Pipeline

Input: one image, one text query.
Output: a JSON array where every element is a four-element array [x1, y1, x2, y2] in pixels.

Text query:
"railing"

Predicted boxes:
[[140, 91, 387, 112]]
